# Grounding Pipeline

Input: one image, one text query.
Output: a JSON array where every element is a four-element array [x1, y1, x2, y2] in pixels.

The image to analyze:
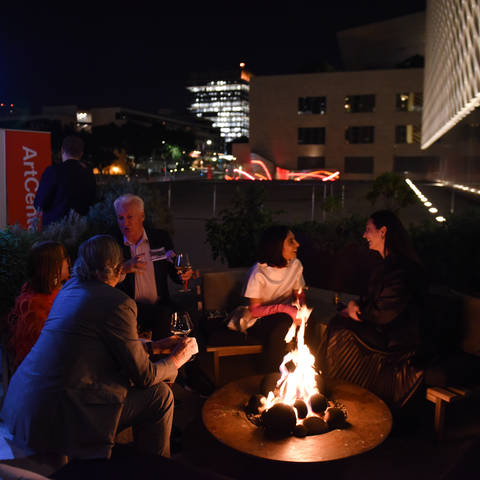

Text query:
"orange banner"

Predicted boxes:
[[5, 130, 51, 228]]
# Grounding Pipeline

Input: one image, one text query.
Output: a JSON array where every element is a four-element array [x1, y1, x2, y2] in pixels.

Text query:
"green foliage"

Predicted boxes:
[[320, 194, 342, 214], [205, 184, 276, 267], [0, 226, 41, 318], [293, 215, 367, 253], [366, 172, 416, 212], [410, 209, 480, 295]]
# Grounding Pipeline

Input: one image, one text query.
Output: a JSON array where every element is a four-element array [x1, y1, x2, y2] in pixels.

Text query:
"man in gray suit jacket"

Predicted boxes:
[[1, 235, 197, 461]]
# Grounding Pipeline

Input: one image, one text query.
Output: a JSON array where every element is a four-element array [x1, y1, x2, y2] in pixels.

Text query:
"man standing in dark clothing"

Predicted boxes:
[[34, 135, 96, 227]]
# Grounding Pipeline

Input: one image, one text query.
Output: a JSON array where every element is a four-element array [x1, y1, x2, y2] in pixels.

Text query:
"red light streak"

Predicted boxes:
[[322, 171, 340, 182], [251, 159, 272, 180], [233, 168, 255, 180], [254, 173, 267, 180]]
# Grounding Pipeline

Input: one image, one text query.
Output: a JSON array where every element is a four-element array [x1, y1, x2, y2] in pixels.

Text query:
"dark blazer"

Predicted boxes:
[[34, 159, 96, 226], [116, 227, 181, 303], [359, 254, 426, 347], [0, 276, 177, 458]]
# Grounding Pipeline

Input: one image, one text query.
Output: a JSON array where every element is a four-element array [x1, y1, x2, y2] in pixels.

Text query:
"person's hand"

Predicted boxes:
[[170, 337, 198, 369], [294, 289, 306, 306], [151, 336, 182, 355], [165, 250, 176, 263], [180, 268, 194, 282], [346, 300, 362, 321], [123, 253, 147, 274]]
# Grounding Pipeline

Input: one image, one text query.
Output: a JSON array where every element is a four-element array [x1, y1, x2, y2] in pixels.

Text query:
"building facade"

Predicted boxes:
[[249, 68, 444, 180], [187, 66, 250, 145]]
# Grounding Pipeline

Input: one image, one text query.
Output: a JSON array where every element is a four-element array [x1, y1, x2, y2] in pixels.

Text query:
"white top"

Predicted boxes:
[[123, 229, 158, 304], [243, 258, 305, 305]]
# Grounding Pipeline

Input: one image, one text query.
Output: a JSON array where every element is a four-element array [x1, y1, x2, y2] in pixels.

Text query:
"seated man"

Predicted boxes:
[[113, 194, 193, 340], [1, 234, 197, 460]]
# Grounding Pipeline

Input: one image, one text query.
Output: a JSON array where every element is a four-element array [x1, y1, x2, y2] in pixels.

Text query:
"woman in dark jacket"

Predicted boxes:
[[321, 210, 426, 407], [337, 209, 426, 350]]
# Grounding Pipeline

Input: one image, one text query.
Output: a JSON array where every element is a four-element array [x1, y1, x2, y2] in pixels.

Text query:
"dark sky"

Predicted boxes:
[[0, 4, 425, 114]]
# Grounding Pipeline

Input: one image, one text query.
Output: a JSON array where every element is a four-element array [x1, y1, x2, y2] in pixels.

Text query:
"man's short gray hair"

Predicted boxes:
[[113, 194, 144, 212], [73, 235, 123, 283]]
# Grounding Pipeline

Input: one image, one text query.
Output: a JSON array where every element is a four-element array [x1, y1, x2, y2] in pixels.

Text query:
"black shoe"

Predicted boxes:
[[180, 364, 215, 398]]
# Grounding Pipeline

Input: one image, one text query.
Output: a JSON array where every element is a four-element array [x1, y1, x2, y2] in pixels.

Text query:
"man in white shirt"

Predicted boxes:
[[114, 194, 192, 339]]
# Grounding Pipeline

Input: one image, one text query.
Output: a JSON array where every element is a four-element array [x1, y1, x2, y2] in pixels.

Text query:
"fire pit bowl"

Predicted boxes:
[[202, 375, 392, 463]]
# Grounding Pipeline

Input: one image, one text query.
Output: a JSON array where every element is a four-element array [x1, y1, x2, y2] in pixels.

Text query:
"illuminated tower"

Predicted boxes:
[[187, 63, 251, 145]]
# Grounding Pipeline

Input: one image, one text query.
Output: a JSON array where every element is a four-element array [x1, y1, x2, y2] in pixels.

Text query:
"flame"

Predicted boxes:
[[264, 303, 319, 420]]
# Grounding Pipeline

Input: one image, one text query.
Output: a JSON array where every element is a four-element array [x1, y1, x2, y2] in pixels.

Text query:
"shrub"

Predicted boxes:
[[366, 172, 416, 212], [205, 184, 276, 267]]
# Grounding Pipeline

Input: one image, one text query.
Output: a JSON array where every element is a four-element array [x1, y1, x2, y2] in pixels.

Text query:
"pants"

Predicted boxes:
[[248, 313, 292, 374], [118, 382, 174, 458]]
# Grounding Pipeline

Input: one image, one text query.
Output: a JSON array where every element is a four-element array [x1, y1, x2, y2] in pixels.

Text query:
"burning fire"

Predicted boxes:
[[264, 302, 319, 420]]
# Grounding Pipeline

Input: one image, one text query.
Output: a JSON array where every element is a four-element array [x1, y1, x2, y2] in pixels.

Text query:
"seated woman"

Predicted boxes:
[[233, 225, 305, 373], [7, 241, 70, 370], [320, 210, 426, 407]]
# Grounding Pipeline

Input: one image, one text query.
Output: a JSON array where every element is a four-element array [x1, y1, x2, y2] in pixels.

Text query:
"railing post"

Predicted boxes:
[[450, 188, 455, 215], [322, 183, 327, 222], [168, 182, 171, 209], [213, 182, 217, 217], [311, 184, 315, 222], [341, 183, 345, 209]]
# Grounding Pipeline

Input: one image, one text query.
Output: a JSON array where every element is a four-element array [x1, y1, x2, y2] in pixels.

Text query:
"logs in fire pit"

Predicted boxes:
[[245, 373, 348, 438]]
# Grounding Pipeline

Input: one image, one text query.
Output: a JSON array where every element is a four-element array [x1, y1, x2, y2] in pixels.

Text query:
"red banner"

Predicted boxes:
[[5, 130, 51, 228]]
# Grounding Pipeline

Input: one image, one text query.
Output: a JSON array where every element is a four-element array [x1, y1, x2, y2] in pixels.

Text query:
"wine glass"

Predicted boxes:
[[175, 252, 192, 292], [170, 311, 196, 361]]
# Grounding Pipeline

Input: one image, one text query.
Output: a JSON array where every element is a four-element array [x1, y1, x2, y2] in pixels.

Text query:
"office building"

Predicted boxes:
[[246, 13, 446, 180], [187, 64, 250, 145]]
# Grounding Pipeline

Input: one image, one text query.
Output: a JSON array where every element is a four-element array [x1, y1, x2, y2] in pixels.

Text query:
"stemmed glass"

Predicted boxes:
[[170, 311, 196, 361], [175, 252, 192, 292]]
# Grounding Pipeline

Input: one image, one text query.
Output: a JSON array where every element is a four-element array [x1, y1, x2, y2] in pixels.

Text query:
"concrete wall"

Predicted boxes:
[[250, 68, 444, 180]]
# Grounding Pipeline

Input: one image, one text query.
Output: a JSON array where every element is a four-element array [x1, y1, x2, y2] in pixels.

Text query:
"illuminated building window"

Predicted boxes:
[[344, 95, 375, 113], [298, 127, 325, 145], [393, 156, 440, 173], [396, 92, 422, 112], [187, 77, 249, 144], [298, 97, 326, 115], [345, 156, 374, 173], [395, 125, 421, 144], [345, 126, 374, 143], [298, 156, 325, 169]]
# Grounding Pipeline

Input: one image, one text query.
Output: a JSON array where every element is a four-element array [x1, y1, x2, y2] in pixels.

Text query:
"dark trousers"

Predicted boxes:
[[118, 383, 174, 458], [328, 314, 387, 349], [248, 313, 292, 374]]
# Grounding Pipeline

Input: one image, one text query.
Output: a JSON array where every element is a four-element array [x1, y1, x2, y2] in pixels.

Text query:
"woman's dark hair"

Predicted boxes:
[[369, 210, 421, 264], [257, 225, 290, 267], [27, 241, 69, 294], [73, 234, 123, 282]]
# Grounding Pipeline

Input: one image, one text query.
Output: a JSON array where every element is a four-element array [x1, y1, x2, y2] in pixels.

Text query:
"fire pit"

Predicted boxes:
[[203, 375, 392, 463]]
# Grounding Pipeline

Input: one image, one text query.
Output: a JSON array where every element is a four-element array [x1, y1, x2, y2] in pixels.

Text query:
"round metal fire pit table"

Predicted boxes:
[[202, 375, 392, 463]]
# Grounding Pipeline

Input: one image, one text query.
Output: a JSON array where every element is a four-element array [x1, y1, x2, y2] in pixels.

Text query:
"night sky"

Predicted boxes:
[[1, 3, 425, 114]]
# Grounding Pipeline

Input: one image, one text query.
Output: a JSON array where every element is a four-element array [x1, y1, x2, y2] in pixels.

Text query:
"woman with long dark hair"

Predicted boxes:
[[8, 241, 70, 369], [340, 209, 425, 349], [230, 225, 305, 373], [320, 210, 426, 408]]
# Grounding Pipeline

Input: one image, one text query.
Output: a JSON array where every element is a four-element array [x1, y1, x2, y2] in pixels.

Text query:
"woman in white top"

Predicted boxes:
[[243, 225, 305, 373]]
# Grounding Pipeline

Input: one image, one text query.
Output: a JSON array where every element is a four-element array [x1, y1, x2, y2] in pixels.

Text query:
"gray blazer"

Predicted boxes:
[[1, 276, 177, 458]]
